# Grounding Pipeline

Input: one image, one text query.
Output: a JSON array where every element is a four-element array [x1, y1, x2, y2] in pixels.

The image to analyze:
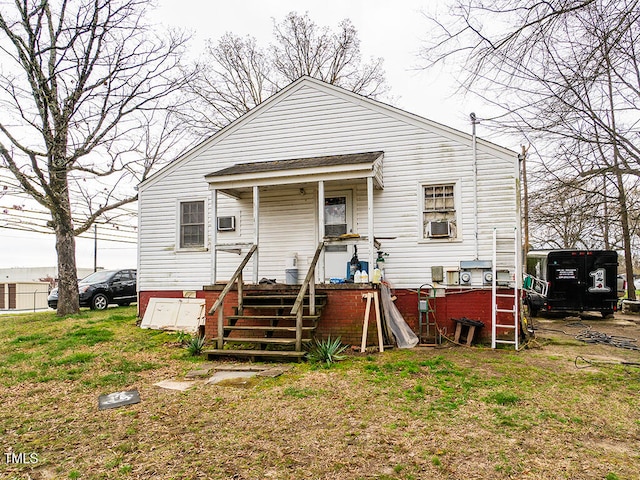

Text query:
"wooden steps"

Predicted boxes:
[[202, 348, 307, 361], [206, 291, 327, 362], [222, 325, 316, 333], [223, 337, 310, 345], [227, 315, 321, 322]]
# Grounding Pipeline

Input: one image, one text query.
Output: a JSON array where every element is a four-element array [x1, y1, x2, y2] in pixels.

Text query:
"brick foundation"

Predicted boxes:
[[139, 285, 518, 346]]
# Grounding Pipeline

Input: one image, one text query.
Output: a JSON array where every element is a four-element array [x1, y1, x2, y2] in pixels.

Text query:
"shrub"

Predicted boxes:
[[307, 336, 348, 366], [185, 335, 206, 356]]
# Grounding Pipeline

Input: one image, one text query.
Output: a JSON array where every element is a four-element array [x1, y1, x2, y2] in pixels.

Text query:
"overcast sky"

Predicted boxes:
[[1, 0, 505, 272]]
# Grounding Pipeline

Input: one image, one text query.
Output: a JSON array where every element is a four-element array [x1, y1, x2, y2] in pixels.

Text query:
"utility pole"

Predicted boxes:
[[94, 224, 98, 273], [520, 144, 530, 255]]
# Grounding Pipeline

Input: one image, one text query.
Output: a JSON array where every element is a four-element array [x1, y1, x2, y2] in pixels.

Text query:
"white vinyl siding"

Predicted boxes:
[[138, 78, 518, 291]]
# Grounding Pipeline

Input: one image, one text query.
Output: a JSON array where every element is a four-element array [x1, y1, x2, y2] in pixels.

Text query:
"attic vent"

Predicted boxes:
[[217, 216, 236, 232], [428, 221, 451, 238]]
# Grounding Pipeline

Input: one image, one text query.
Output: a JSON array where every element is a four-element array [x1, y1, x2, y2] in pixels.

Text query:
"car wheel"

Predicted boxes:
[[91, 293, 109, 310]]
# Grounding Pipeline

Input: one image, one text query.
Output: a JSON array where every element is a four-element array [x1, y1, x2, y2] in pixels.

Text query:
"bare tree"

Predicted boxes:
[[272, 12, 387, 95], [186, 12, 388, 131], [421, 0, 640, 298], [184, 34, 276, 132], [0, 0, 192, 315]]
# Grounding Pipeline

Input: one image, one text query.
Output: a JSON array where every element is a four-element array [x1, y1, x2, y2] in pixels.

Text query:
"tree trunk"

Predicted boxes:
[[616, 170, 636, 301], [52, 166, 80, 315], [55, 223, 80, 315]]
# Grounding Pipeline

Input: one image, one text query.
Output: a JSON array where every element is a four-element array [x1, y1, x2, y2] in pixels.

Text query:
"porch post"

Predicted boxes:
[[253, 185, 259, 284], [367, 176, 375, 273], [318, 180, 325, 283], [210, 188, 218, 284]]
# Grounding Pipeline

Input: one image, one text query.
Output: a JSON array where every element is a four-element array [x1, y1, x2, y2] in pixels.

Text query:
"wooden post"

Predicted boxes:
[[309, 269, 316, 316], [360, 293, 372, 352], [373, 291, 384, 352], [318, 180, 325, 283], [367, 176, 375, 276], [217, 299, 224, 349], [253, 185, 259, 284], [210, 189, 218, 284], [295, 307, 303, 352], [237, 271, 243, 315]]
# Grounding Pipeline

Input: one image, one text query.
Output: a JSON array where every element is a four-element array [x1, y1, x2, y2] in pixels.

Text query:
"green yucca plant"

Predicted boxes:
[[185, 335, 206, 356], [307, 336, 348, 366]]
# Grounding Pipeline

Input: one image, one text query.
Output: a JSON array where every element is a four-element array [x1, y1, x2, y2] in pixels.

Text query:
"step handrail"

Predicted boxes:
[[208, 244, 257, 315], [290, 241, 325, 351], [209, 244, 257, 348]]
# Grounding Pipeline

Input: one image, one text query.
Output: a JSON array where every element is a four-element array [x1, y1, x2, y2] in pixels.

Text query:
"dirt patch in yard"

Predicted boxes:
[[526, 312, 640, 368]]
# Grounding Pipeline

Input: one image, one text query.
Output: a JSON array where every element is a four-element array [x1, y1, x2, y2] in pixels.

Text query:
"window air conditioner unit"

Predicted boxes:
[[217, 216, 236, 232], [428, 221, 451, 238]]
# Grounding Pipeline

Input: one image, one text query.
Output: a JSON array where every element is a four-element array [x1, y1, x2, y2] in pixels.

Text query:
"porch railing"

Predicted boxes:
[[290, 241, 325, 351], [208, 244, 257, 349]]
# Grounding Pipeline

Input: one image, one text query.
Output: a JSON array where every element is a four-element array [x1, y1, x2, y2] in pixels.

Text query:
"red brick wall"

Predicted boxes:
[[201, 289, 238, 339], [315, 289, 378, 346], [139, 286, 516, 345], [361, 287, 516, 342]]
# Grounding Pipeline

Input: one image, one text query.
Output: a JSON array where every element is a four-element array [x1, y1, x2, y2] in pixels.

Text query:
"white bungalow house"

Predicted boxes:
[[137, 76, 521, 358]]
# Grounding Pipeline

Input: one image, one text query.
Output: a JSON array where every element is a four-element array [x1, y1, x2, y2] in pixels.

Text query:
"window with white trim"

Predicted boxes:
[[180, 200, 205, 248], [422, 184, 457, 239]]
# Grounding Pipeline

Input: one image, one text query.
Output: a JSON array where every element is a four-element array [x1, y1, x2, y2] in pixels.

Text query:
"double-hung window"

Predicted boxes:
[[180, 201, 205, 248], [423, 184, 457, 239]]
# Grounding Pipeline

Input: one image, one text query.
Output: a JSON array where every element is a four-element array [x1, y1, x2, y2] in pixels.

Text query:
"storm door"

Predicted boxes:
[[323, 191, 353, 280]]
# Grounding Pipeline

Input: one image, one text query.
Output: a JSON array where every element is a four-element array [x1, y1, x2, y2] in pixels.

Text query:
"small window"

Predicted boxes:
[[324, 196, 347, 237], [180, 201, 205, 248], [423, 184, 457, 239]]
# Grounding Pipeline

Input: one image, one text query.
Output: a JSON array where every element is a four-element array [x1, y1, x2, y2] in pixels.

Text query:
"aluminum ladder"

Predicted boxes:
[[491, 228, 521, 349]]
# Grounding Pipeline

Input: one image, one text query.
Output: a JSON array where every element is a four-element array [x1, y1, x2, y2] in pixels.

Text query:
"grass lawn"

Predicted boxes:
[[0, 308, 639, 479]]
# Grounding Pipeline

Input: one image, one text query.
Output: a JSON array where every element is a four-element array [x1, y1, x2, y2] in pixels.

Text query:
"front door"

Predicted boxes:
[[324, 191, 353, 280]]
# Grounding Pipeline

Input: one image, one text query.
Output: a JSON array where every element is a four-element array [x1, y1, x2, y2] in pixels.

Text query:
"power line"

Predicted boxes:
[[0, 204, 139, 240]]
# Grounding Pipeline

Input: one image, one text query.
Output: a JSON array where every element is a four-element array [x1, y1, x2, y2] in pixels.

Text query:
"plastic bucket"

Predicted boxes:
[[285, 269, 298, 285]]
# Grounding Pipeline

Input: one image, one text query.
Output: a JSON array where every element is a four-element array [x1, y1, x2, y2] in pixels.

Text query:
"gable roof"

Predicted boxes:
[[139, 76, 517, 191]]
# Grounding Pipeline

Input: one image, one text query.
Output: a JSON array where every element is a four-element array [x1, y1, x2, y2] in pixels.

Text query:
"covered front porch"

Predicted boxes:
[[205, 151, 385, 286], [202, 152, 385, 359]]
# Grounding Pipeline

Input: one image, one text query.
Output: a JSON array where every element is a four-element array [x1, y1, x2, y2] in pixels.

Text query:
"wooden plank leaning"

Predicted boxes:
[[361, 292, 384, 353], [360, 293, 372, 353]]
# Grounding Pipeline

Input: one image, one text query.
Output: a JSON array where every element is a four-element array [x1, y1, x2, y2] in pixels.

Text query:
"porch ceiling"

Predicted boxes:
[[205, 151, 384, 197]]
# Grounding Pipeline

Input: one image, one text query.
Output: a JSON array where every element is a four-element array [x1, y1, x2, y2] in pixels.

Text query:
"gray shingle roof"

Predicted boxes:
[[205, 151, 383, 178]]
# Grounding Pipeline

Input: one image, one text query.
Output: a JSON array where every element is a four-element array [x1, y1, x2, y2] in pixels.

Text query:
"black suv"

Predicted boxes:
[[48, 269, 137, 310]]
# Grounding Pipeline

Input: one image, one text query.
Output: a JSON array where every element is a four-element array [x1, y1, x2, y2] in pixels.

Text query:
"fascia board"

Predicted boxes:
[[207, 165, 379, 191]]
